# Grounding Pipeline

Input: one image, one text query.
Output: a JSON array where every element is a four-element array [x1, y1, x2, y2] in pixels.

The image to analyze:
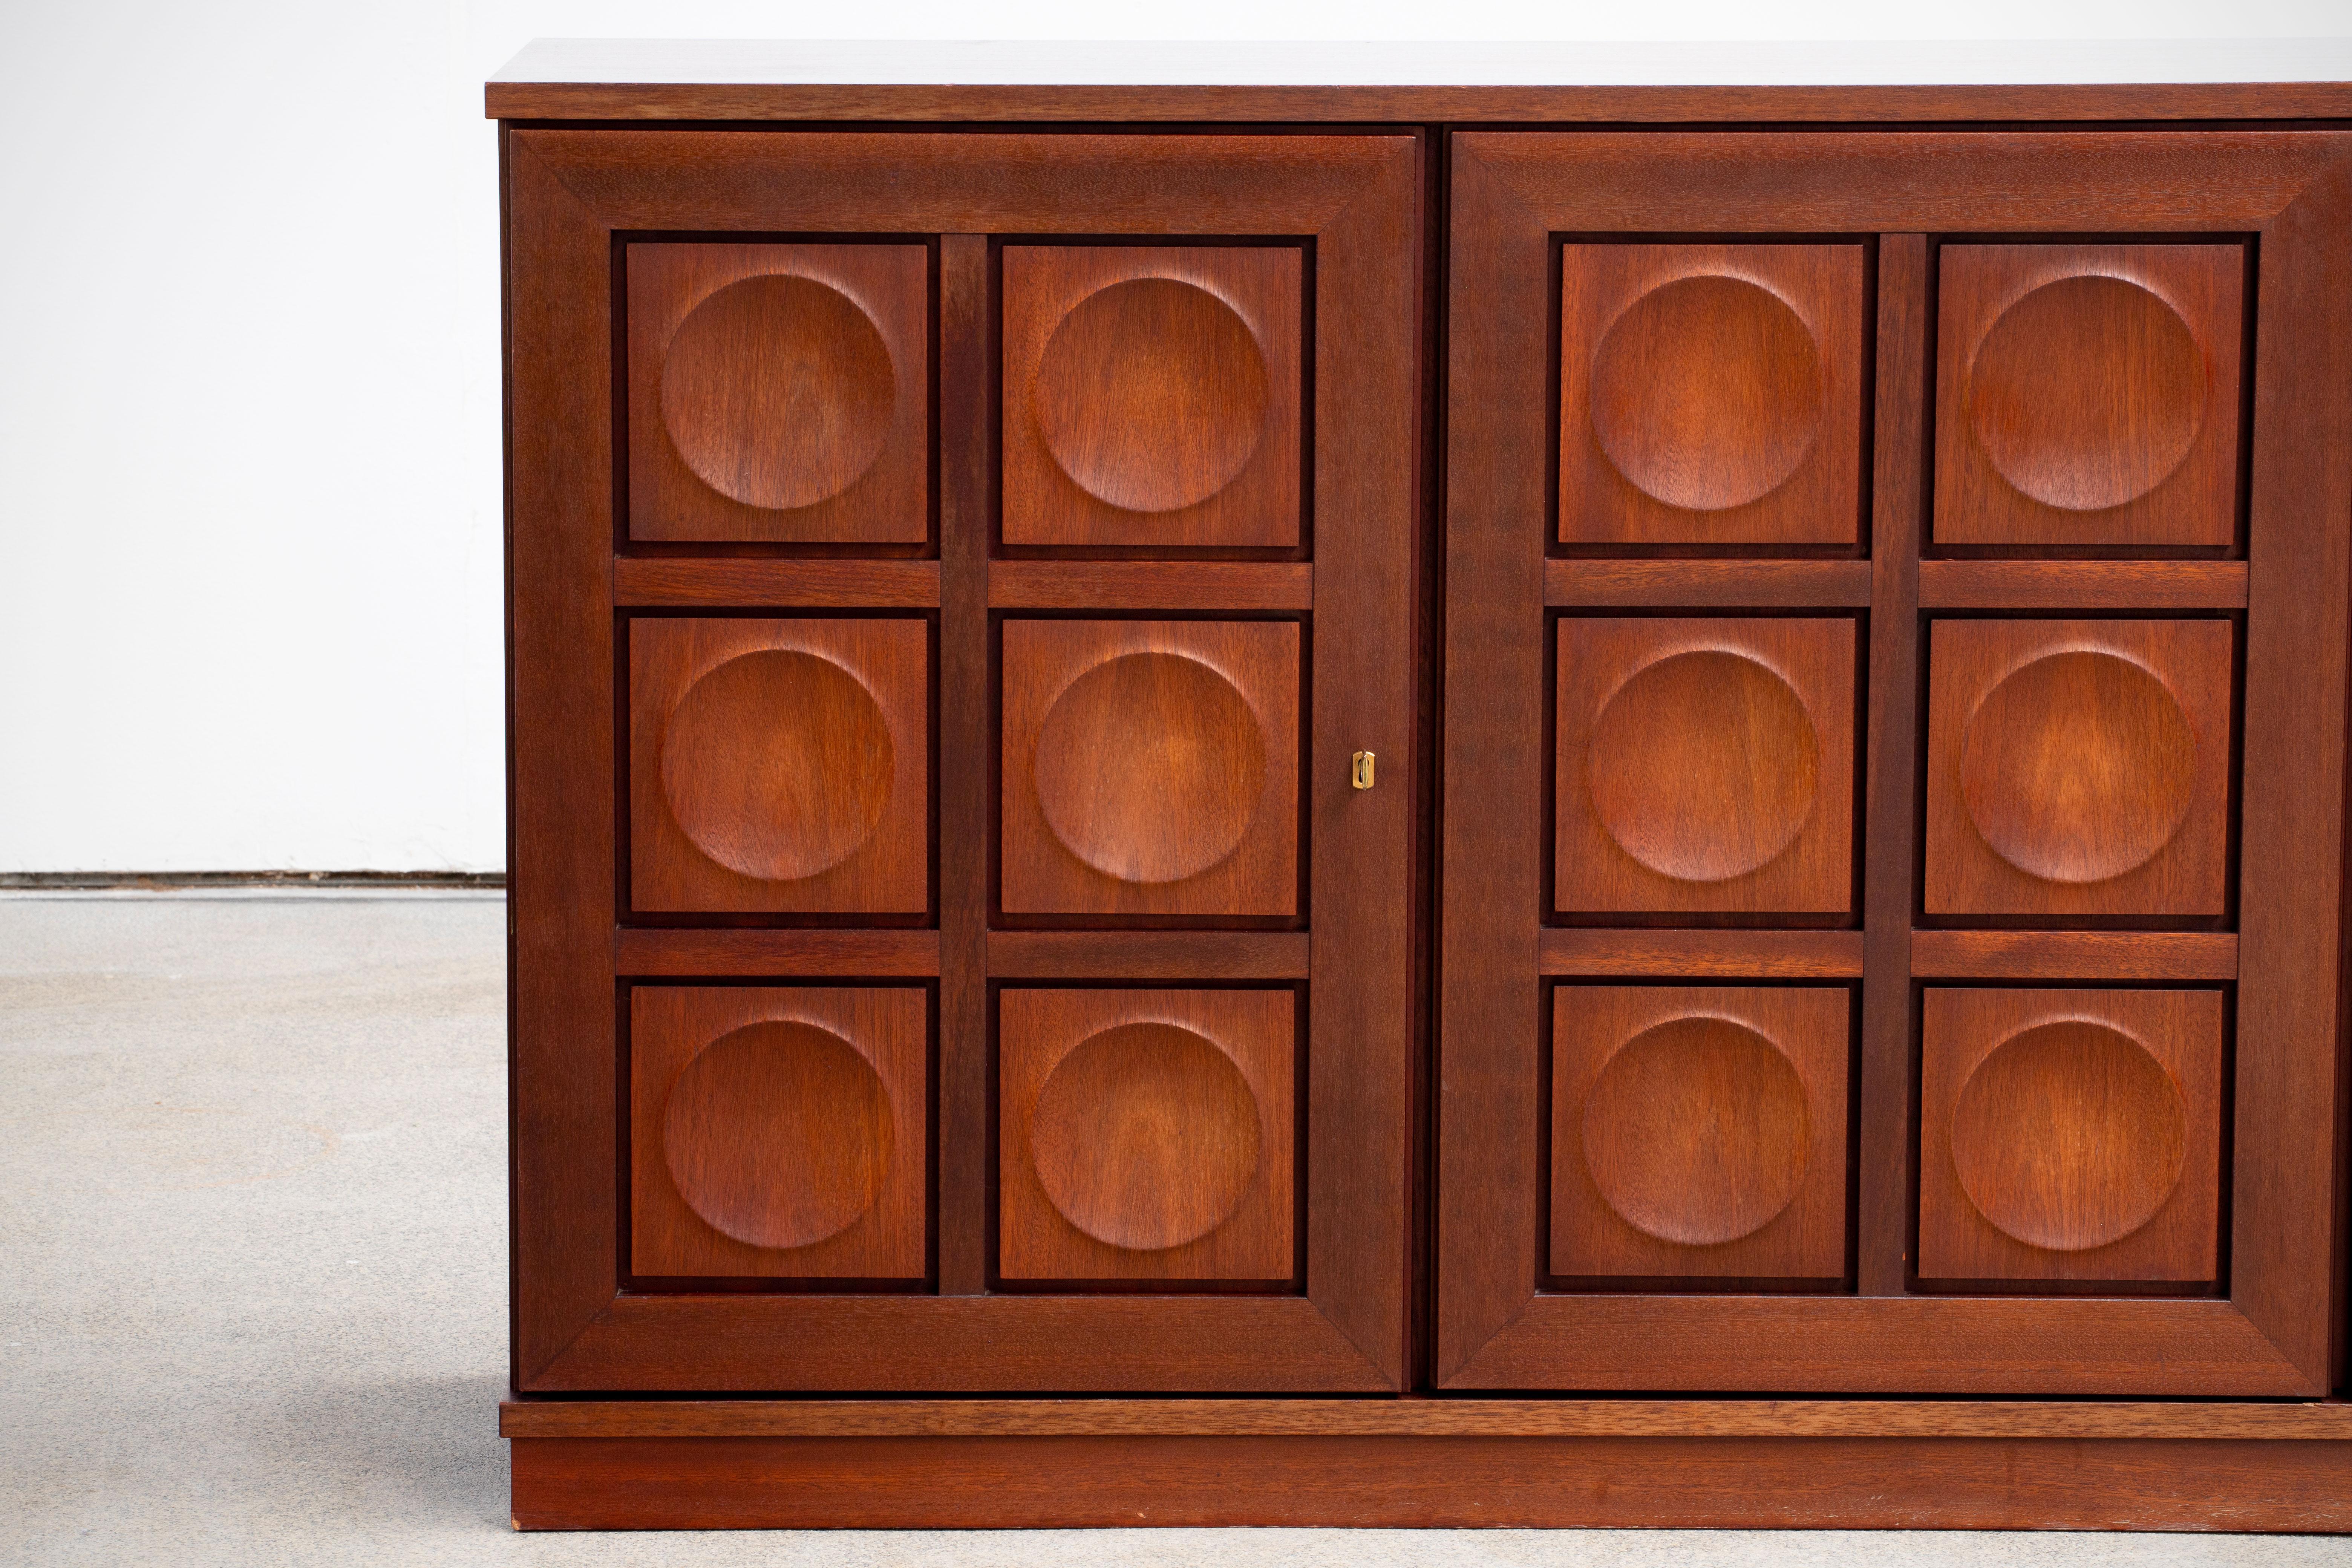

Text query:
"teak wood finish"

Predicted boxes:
[[499, 63, 2352, 1532], [509, 126, 1419, 1395], [1441, 128, 2352, 1400]]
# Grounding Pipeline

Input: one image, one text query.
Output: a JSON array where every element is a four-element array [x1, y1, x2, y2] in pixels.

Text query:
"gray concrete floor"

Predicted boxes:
[[3, 890, 2349, 1565]]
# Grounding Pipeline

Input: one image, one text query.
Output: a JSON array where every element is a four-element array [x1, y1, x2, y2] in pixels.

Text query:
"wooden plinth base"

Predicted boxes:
[[503, 1399, 2352, 1531]]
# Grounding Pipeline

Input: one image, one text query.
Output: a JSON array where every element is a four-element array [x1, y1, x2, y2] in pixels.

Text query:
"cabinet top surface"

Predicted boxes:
[[487, 37, 2352, 121]]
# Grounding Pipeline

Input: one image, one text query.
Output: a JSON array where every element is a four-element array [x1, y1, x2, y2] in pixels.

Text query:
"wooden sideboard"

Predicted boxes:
[[492, 43, 2352, 1531]]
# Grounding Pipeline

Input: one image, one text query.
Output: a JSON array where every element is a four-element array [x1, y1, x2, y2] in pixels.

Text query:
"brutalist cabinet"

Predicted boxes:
[[495, 46, 2352, 1531]]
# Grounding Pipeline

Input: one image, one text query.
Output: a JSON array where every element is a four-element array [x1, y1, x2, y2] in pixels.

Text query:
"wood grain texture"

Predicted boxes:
[[488, 79, 2352, 125], [510, 127, 1417, 1394], [506, 107, 2352, 1439], [2230, 136, 2352, 1393], [1545, 559, 1871, 607], [1918, 560, 2247, 610], [1924, 617, 2232, 918], [613, 927, 939, 977], [612, 558, 939, 609], [1442, 1294, 2311, 1395], [1920, 988, 2223, 1284], [524, 1293, 1390, 1392], [1858, 233, 1929, 1300], [1934, 243, 2243, 548], [1552, 986, 1848, 1282], [1560, 243, 1865, 546], [1439, 130, 2352, 1396], [514, 130, 1413, 239], [628, 617, 929, 914], [1555, 617, 1855, 915], [629, 986, 926, 1280], [1295, 131, 1422, 1390], [1455, 130, 2344, 234], [990, 560, 1312, 610], [626, 242, 928, 544], [1538, 928, 1862, 978], [1004, 246, 1302, 549], [510, 1433, 2352, 1531], [1000, 618, 1300, 918], [503, 1396, 2352, 1441], [505, 131, 626, 1385], [999, 988, 1294, 1283], [1911, 929, 2238, 982], [988, 929, 1310, 980], [936, 233, 991, 1297], [1435, 132, 1551, 1384]]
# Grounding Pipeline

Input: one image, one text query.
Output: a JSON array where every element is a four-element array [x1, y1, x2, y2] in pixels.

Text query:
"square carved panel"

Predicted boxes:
[[1559, 243, 1865, 548], [630, 617, 929, 915], [1934, 243, 2244, 549], [1925, 619, 2232, 919], [999, 988, 1295, 1283], [1551, 985, 1849, 1282], [1002, 245, 1303, 550], [1001, 619, 1299, 919], [1556, 617, 1856, 916], [626, 242, 929, 544], [630, 985, 928, 1281], [1920, 988, 2223, 1285]]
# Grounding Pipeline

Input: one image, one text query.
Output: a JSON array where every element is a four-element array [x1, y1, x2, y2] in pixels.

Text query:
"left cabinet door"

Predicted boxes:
[[504, 128, 1421, 1392]]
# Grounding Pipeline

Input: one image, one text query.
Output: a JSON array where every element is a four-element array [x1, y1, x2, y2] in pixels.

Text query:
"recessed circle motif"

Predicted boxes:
[[1952, 1020, 2187, 1253], [1031, 1022, 1262, 1251], [1589, 274, 1826, 512], [1582, 1016, 1810, 1246], [1960, 650, 2196, 885], [661, 274, 897, 510], [663, 649, 893, 882], [663, 1020, 892, 1250], [1034, 277, 1270, 514], [1969, 274, 2207, 512], [1034, 652, 1266, 884], [1586, 650, 1820, 883]]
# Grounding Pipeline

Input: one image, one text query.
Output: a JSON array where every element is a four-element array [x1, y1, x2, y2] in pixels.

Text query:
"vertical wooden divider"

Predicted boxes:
[[937, 234, 991, 1294], [1858, 234, 1928, 1297]]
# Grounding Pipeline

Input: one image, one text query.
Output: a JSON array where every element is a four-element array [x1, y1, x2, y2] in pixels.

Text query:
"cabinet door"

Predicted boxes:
[[507, 129, 1420, 1391], [1441, 130, 2352, 1394]]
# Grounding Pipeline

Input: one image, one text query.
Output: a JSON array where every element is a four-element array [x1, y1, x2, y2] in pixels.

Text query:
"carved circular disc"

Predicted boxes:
[[1586, 650, 1820, 882], [1969, 274, 2207, 511], [1034, 652, 1266, 884], [1031, 1022, 1262, 1251], [1034, 277, 1270, 514], [662, 274, 897, 510], [663, 649, 893, 882], [1589, 274, 1825, 511], [1582, 1017, 1810, 1246], [1952, 1020, 2187, 1252], [1960, 650, 2197, 884], [663, 1021, 892, 1250]]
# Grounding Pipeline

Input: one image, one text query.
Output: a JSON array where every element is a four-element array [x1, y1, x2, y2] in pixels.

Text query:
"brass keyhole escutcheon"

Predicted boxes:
[[1352, 750, 1376, 790]]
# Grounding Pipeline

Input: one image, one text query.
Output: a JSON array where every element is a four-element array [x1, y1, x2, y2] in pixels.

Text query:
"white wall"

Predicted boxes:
[[0, 1, 2342, 872]]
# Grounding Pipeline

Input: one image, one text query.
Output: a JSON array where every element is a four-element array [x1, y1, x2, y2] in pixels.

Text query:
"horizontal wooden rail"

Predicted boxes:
[[1918, 560, 2247, 610], [503, 1395, 2352, 1441], [614, 557, 941, 608], [1911, 929, 2237, 981], [614, 927, 940, 977], [1545, 559, 1871, 608], [1540, 928, 1864, 978], [988, 929, 1310, 979], [989, 560, 1312, 610]]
